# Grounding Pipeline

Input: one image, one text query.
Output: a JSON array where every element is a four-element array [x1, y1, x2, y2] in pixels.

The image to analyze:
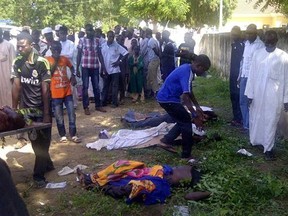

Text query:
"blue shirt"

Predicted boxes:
[[157, 64, 193, 103]]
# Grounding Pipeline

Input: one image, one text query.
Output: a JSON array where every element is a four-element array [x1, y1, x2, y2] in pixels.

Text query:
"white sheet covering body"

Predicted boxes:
[[86, 122, 173, 150], [245, 48, 288, 152]]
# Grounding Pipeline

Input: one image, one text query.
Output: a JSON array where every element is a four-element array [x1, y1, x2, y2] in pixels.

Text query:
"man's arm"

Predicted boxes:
[[41, 81, 51, 123], [76, 48, 82, 77], [69, 66, 77, 86], [182, 93, 203, 129], [98, 47, 108, 77], [12, 78, 21, 109]]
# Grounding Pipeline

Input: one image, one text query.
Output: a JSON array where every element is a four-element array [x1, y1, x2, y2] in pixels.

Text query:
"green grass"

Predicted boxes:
[[53, 72, 288, 216]]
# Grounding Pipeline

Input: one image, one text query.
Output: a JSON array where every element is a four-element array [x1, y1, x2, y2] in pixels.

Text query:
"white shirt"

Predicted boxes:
[[241, 36, 264, 78], [60, 40, 75, 61], [101, 41, 128, 74], [147, 37, 159, 62]]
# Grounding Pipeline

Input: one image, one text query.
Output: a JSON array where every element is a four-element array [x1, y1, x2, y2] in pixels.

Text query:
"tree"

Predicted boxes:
[[0, 0, 237, 31], [184, 0, 237, 27], [253, 0, 288, 15], [120, 0, 236, 28]]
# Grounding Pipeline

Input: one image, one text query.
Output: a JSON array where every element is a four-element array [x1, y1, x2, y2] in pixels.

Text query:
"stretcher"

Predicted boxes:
[[0, 123, 51, 148]]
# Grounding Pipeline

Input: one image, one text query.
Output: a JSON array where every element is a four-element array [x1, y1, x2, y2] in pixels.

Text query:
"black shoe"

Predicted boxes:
[[34, 180, 48, 188], [265, 151, 276, 161]]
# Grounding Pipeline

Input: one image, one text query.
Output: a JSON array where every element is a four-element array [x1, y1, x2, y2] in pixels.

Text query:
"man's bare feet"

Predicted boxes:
[[184, 191, 211, 201], [76, 168, 86, 186]]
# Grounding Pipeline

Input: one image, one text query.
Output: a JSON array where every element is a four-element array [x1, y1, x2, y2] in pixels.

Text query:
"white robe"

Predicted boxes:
[[245, 48, 288, 152], [0, 40, 15, 107]]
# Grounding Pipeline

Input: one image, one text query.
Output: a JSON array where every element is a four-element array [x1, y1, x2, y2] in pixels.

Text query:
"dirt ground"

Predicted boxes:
[[1, 101, 160, 216]]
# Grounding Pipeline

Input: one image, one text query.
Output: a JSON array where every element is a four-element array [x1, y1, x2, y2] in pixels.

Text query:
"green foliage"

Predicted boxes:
[[120, 0, 189, 24], [253, 0, 288, 16], [182, 0, 237, 27], [0, 0, 237, 30]]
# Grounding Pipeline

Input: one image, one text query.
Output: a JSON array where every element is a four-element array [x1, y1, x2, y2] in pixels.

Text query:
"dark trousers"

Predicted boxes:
[[102, 73, 120, 106], [28, 119, 53, 181], [82, 67, 102, 108], [229, 78, 242, 122], [159, 102, 193, 158]]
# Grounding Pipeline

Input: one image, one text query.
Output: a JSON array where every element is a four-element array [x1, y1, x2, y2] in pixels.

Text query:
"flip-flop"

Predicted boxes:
[[156, 143, 178, 154]]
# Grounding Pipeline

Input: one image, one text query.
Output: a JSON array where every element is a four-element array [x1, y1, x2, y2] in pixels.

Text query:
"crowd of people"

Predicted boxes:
[[0, 20, 287, 212], [0, 24, 198, 187], [229, 24, 288, 161]]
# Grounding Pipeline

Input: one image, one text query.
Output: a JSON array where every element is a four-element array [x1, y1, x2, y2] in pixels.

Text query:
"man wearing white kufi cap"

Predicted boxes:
[[41, 27, 54, 57]]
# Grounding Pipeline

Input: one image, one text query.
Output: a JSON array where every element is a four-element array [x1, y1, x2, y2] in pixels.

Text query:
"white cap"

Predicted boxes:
[[55, 24, 62, 31], [42, 27, 53, 35]]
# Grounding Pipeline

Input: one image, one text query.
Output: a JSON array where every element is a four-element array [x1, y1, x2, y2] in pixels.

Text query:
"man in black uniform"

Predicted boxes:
[[12, 32, 54, 188]]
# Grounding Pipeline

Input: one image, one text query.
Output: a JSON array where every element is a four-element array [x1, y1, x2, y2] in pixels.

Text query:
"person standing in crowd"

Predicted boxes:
[[124, 28, 135, 54], [12, 32, 54, 188], [157, 55, 211, 159], [0, 28, 16, 107], [3, 30, 10, 41], [59, 25, 78, 108], [114, 25, 121, 37], [116, 34, 128, 104], [245, 30, 288, 160], [177, 32, 196, 65], [146, 28, 160, 98], [128, 46, 144, 102], [76, 24, 106, 115], [41, 27, 54, 57], [229, 26, 244, 126], [139, 28, 149, 99], [238, 24, 264, 132], [54, 24, 62, 41], [160, 30, 176, 81], [46, 41, 81, 143], [31, 29, 47, 53], [100, 31, 128, 108]]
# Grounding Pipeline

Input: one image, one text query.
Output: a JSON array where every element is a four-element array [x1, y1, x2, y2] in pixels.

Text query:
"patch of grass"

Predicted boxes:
[[53, 72, 288, 216]]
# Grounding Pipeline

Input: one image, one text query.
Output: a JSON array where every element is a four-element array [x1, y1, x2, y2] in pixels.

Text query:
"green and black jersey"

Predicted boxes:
[[12, 51, 51, 108]]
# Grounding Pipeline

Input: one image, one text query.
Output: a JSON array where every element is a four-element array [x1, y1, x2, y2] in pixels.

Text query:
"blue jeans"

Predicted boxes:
[[239, 77, 249, 129], [82, 67, 101, 108], [159, 102, 193, 158], [102, 73, 120, 106], [53, 95, 76, 137]]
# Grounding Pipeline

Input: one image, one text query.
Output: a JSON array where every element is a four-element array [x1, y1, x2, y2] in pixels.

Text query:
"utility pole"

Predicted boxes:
[[219, 0, 223, 31]]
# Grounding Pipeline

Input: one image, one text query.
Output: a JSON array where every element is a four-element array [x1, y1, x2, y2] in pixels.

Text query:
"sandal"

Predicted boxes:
[[60, 136, 68, 143], [71, 136, 82, 143]]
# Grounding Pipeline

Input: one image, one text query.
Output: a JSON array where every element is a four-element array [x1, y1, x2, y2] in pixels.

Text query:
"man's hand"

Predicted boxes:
[[111, 60, 120, 68], [192, 116, 204, 131], [43, 113, 52, 123], [76, 68, 81, 77], [195, 107, 206, 121], [248, 98, 253, 108], [100, 68, 108, 78], [284, 103, 288, 112], [70, 76, 77, 86], [237, 77, 240, 88]]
